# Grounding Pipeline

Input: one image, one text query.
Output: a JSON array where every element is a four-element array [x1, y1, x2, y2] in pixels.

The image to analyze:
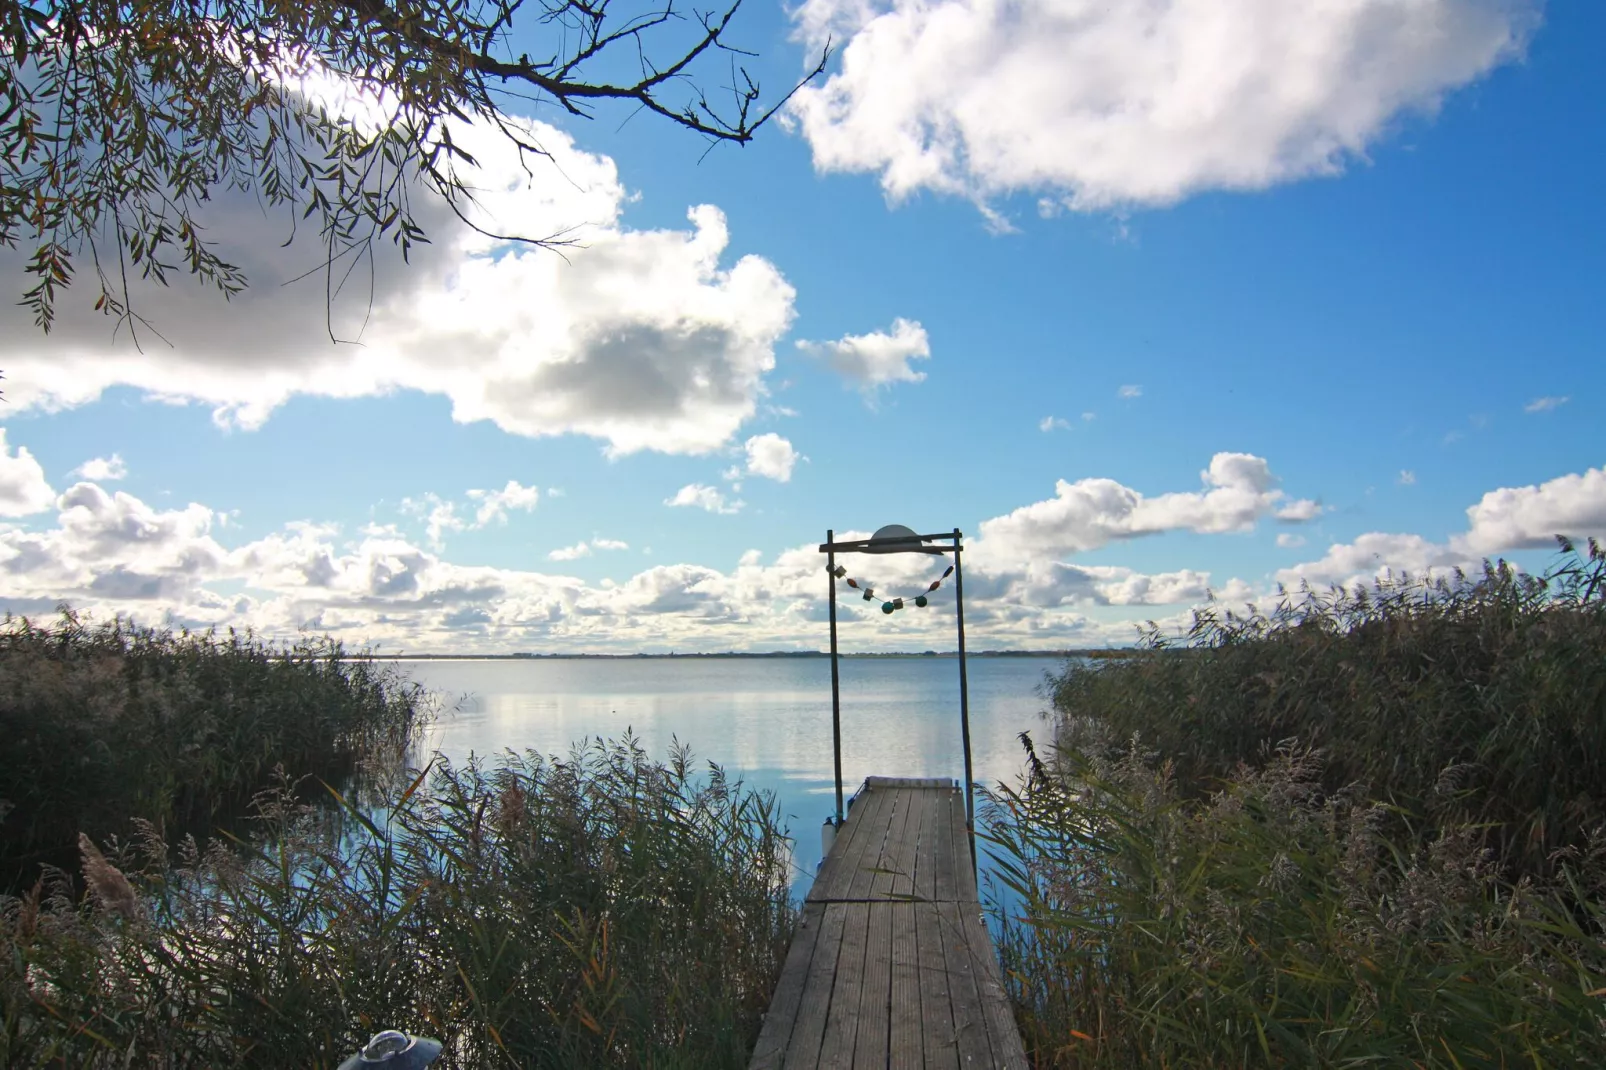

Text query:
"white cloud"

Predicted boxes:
[[0, 112, 797, 458], [1081, 412, 1096, 422], [550, 537, 629, 561], [1276, 533, 1306, 549], [743, 433, 802, 482], [1039, 416, 1071, 432], [70, 454, 128, 482], [1454, 465, 1606, 554], [1275, 498, 1324, 522], [0, 430, 56, 517], [1117, 385, 1142, 399], [400, 494, 468, 548], [1277, 464, 1606, 591], [665, 483, 744, 514], [788, 0, 1536, 216], [1277, 532, 1472, 589], [977, 452, 1318, 561], [1524, 395, 1570, 414], [0, 475, 1279, 653], [466, 480, 540, 526], [798, 317, 930, 390], [401, 480, 540, 546], [1398, 469, 1417, 486]]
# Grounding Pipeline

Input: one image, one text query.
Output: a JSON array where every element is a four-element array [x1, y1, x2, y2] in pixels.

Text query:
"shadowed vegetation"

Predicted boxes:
[[0, 609, 425, 892], [986, 539, 1606, 1068], [1, 737, 796, 1067]]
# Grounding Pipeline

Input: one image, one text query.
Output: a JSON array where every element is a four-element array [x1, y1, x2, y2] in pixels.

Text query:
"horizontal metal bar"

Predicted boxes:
[[817, 531, 964, 553]]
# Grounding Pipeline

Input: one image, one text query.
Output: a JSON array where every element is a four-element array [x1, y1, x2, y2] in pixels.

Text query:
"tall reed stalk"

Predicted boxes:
[[0, 608, 425, 890], [1, 736, 797, 1068], [984, 539, 1606, 1067]]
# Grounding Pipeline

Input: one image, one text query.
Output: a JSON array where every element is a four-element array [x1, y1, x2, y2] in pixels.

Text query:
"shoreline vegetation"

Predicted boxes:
[[0, 611, 794, 1066], [5, 539, 1604, 1065], [985, 538, 1606, 1067]]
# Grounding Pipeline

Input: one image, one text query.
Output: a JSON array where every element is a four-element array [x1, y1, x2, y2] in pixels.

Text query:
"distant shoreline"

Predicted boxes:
[[359, 649, 1135, 660]]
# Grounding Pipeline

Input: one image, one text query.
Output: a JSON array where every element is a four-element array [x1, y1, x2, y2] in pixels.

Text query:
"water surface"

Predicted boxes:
[[399, 655, 1064, 896]]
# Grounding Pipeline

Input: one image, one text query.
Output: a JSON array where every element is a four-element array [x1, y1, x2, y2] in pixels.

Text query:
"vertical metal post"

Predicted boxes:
[[953, 529, 975, 871], [827, 529, 844, 827]]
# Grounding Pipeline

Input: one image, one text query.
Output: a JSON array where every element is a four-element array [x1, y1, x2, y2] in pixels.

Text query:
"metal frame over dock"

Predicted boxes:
[[748, 778, 1028, 1069]]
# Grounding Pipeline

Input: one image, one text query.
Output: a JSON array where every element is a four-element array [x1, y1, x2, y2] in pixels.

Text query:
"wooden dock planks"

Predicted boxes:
[[748, 779, 1028, 1070]]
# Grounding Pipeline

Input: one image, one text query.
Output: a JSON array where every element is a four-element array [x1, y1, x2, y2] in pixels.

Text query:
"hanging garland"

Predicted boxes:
[[828, 563, 955, 614]]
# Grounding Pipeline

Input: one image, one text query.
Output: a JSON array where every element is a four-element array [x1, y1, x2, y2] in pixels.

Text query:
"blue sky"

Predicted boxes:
[[0, 0, 1601, 652]]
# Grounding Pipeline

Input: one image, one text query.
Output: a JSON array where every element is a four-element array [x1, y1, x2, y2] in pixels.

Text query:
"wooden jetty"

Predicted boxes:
[[749, 777, 1028, 1069]]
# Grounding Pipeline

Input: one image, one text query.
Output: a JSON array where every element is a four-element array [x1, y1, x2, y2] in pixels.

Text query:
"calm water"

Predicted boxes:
[[396, 655, 1065, 898]]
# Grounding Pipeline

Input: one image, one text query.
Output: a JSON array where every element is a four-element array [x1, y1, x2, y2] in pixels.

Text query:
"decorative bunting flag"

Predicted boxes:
[[827, 562, 954, 614]]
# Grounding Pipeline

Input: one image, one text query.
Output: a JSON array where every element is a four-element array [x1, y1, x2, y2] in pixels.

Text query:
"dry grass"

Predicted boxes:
[[0, 608, 425, 891], [1, 736, 797, 1068], [985, 540, 1606, 1068]]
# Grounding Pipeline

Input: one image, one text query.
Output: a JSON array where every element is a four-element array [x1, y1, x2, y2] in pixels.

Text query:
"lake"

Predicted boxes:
[[397, 655, 1066, 899]]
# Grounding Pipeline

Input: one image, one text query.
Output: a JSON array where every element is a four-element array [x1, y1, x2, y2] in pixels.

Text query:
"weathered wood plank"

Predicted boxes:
[[853, 901, 893, 1070], [817, 903, 871, 1069], [913, 790, 939, 905], [932, 790, 957, 905], [811, 787, 889, 902], [751, 779, 1029, 1070], [785, 901, 850, 1067], [865, 776, 955, 789], [750, 902, 827, 1070], [888, 900, 922, 1070], [916, 901, 959, 1070], [870, 788, 916, 900], [961, 908, 1030, 1070], [937, 901, 993, 1068], [819, 787, 887, 901], [949, 789, 978, 903], [846, 790, 895, 901]]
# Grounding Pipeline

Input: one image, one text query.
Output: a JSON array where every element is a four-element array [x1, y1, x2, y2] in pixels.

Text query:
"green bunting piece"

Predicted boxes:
[[833, 559, 953, 616]]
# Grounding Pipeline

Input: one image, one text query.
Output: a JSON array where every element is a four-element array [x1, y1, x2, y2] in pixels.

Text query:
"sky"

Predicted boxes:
[[0, 0, 1602, 653]]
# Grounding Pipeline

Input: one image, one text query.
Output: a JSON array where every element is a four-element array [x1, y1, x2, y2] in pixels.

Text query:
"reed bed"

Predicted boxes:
[[0, 609, 425, 891], [1, 736, 797, 1068], [985, 539, 1606, 1068]]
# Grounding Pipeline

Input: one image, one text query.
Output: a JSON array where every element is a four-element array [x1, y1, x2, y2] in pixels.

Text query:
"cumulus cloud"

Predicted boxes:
[[743, 433, 802, 482], [549, 538, 629, 561], [665, 483, 744, 514], [788, 0, 1537, 215], [1278, 464, 1606, 591], [1039, 416, 1071, 432], [1276, 533, 1306, 549], [977, 452, 1319, 561], [1524, 395, 1570, 414], [466, 480, 540, 526], [399, 479, 541, 547], [0, 474, 1279, 653], [1117, 385, 1142, 399], [1454, 465, 1606, 554], [0, 112, 796, 458], [400, 494, 468, 548], [1275, 498, 1324, 522], [1277, 532, 1473, 589], [70, 454, 128, 482], [0, 430, 56, 517], [1398, 469, 1417, 486], [798, 317, 930, 390]]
